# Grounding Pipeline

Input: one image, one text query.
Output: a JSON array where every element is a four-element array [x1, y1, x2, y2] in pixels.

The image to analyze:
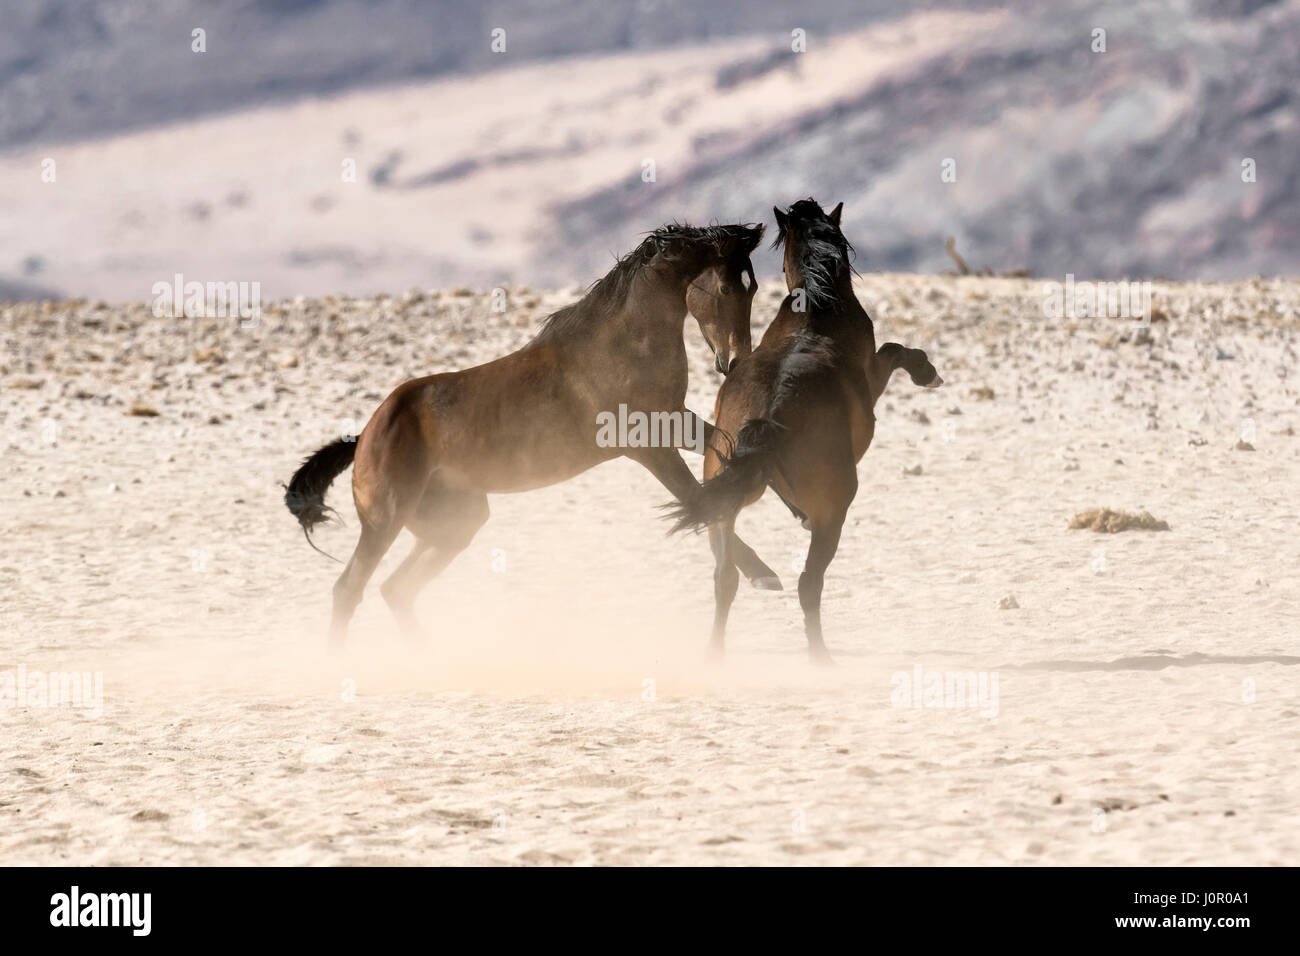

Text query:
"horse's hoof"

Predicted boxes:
[[808, 647, 835, 667], [924, 373, 943, 388], [751, 575, 783, 591], [705, 642, 726, 664]]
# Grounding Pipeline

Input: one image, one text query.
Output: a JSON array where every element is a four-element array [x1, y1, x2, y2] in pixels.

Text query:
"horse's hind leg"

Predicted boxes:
[[799, 515, 846, 665], [331, 519, 401, 652], [708, 517, 740, 657], [380, 490, 489, 643]]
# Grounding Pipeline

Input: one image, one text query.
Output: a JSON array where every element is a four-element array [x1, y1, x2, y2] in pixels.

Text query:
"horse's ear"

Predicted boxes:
[[828, 202, 843, 227], [741, 223, 765, 254], [773, 206, 788, 232]]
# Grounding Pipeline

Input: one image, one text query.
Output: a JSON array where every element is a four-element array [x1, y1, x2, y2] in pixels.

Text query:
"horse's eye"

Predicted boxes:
[[719, 284, 732, 296]]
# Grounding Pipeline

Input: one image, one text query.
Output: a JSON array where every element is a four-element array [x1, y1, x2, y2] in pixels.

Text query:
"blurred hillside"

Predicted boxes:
[[0, 0, 926, 148], [1, 0, 1296, 300]]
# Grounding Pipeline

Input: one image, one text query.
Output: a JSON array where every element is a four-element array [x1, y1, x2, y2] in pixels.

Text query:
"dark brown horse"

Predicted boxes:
[[285, 223, 781, 650], [669, 200, 942, 663]]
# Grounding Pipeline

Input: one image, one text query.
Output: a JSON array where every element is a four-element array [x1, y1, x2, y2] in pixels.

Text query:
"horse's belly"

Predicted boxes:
[[435, 443, 614, 494]]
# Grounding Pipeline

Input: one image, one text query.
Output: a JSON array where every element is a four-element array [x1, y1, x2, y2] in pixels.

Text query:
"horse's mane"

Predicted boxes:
[[532, 222, 763, 344], [772, 198, 856, 312], [760, 199, 867, 428]]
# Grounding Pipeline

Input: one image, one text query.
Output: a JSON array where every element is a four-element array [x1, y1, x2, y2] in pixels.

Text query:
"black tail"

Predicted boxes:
[[667, 419, 786, 534], [283, 438, 356, 560]]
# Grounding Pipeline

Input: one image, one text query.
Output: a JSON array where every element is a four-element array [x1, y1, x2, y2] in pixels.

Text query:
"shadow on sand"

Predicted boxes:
[[1008, 652, 1300, 673]]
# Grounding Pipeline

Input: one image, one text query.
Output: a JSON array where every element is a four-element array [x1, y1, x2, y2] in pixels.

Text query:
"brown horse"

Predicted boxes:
[[285, 223, 782, 650], [669, 200, 942, 663]]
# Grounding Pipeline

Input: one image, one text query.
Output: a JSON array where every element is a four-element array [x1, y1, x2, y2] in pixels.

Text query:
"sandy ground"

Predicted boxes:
[[2, 275, 1299, 865]]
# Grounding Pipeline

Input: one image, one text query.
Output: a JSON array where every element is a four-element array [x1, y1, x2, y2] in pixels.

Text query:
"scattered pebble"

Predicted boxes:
[[1094, 797, 1138, 812], [130, 809, 171, 823], [1069, 508, 1170, 533]]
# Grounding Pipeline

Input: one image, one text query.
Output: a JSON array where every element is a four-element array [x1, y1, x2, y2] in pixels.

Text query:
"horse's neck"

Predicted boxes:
[[628, 267, 690, 339], [833, 290, 875, 362], [583, 269, 689, 374], [759, 300, 807, 346], [772, 288, 874, 362]]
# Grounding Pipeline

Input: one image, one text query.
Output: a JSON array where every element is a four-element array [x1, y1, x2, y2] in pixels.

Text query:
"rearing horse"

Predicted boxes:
[[285, 223, 781, 649], [669, 200, 941, 663]]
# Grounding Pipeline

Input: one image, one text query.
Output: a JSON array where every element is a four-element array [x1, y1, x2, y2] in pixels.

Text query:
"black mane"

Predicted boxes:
[[532, 222, 763, 343], [772, 198, 855, 312]]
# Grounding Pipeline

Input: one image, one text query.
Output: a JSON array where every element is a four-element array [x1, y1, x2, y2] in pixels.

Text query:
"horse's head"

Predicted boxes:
[[687, 252, 758, 375], [772, 199, 852, 308], [680, 223, 762, 375]]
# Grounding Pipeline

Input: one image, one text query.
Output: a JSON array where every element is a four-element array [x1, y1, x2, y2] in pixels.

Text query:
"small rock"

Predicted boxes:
[[130, 809, 170, 822], [1234, 440, 1255, 451], [129, 403, 160, 417], [903, 464, 923, 476], [1094, 797, 1137, 812], [998, 595, 1019, 610], [1069, 508, 1170, 533]]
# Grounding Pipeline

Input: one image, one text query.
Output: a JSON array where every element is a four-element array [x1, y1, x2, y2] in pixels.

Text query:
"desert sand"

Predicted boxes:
[[2, 275, 1298, 865]]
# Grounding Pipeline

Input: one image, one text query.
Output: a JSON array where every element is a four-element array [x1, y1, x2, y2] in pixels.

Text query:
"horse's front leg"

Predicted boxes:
[[632, 443, 782, 591]]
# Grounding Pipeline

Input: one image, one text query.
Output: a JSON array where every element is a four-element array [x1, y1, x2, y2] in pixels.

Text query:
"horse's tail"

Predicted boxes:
[[283, 438, 356, 560], [667, 418, 787, 534]]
